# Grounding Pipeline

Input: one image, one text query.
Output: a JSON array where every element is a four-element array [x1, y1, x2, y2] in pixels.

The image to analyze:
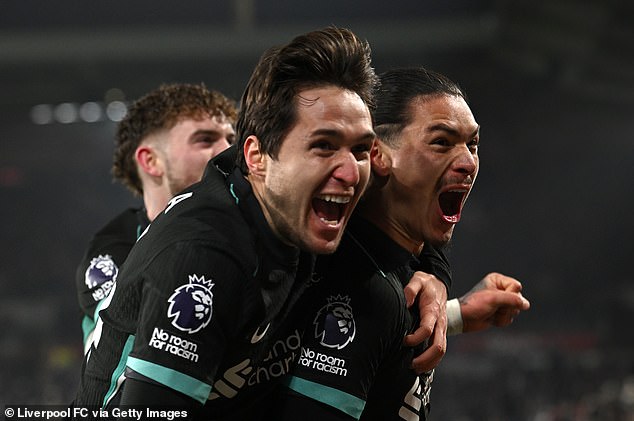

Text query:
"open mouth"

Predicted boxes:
[[312, 194, 351, 227], [438, 190, 467, 223]]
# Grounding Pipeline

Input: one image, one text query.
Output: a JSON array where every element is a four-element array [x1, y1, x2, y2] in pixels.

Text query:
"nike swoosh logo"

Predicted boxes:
[[250, 323, 270, 344]]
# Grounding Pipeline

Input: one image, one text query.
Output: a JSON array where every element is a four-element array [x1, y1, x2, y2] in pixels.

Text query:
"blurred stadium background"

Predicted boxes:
[[1, 1, 633, 419]]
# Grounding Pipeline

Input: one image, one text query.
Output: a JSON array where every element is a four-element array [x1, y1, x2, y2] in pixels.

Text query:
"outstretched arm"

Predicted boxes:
[[453, 272, 531, 334], [402, 271, 530, 372]]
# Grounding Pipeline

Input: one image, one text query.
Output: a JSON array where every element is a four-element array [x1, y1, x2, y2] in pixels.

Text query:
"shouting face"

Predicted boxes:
[[377, 94, 479, 247], [246, 86, 375, 255]]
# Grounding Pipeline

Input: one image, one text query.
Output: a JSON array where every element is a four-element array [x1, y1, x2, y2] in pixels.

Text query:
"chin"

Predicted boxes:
[[439, 231, 454, 246], [308, 237, 341, 255], [428, 228, 454, 247]]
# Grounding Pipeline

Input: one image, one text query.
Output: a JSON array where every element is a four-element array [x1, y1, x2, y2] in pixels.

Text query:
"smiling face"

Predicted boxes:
[[376, 94, 479, 247], [160, 114, 235, 195], [246, 86, 375, 255]]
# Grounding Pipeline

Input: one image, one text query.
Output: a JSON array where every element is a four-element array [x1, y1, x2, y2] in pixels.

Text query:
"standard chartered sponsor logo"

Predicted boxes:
[[209, 329, 301, 400], [297, 346, 348, 376], [149, 327, 199, 362]]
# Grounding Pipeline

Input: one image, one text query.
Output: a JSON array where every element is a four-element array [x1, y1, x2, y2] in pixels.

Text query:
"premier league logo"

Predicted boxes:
[[85, 255, 118, 289], [313, 295, 356, 349], [167, 274, 214, 334]]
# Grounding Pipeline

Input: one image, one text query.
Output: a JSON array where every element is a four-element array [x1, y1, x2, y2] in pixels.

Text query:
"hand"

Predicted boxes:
[[459, 272, 531, 333], [403, 271, 448, 373]]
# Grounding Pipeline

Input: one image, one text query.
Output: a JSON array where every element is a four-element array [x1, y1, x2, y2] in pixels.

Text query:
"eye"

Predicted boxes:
[[195, 135, 215, 145], [351, 142, 372, 160], [311, 140, 335, 151], [352, 142, 371, 154], [468, 138, 479, 152], [430, 137, 450, 147], [196, 134, 232, 146]]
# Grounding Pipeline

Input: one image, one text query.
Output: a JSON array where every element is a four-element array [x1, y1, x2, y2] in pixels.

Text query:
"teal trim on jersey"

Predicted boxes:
[[127, 357, 212, 404], [81, 315, 96, 346], [102, 334, 135, 408], [83, 295, 109, 348], [287, 376, 365, 419], [229, 183, 239, 204], [93, 293, 108, 320], [136, 223, 142, 239]]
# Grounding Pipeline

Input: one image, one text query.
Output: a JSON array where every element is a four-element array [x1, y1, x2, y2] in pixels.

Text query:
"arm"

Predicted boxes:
[[402, 271, 447, 373], [76, 240, 129, 353], [75, 209, 144, 352], [118, 241, 245, 408], [452, 272, 530, 334], [402, 243, 450, 373]]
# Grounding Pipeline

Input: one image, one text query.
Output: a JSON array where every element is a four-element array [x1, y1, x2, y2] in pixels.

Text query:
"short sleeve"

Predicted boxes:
[[126, 240, 248, 404]]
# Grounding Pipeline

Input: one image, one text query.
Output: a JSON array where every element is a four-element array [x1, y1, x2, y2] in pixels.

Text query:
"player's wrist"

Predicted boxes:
[[446, 298, 463, 336]]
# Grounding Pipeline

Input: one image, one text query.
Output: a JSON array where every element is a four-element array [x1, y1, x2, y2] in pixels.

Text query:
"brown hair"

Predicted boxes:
[[112, 83, 237, 195], [235, 26, 378, 172]]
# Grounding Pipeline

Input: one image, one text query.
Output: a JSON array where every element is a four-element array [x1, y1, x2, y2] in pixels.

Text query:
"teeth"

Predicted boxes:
[[443, 215, 459, 223], [318, 195, 351, 204], [448, 189, 468, 193], [319, 218, 338, 227]]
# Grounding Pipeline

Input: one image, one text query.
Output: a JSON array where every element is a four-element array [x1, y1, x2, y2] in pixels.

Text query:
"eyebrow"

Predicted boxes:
[[310, 128, 376, 142], [428, 123, 480, 138], [190, 129, 235, 139]]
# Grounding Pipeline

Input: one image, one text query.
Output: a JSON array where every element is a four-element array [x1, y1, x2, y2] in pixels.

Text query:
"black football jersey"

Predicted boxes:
[[274, 216, 450, 420], [75, 163, 314, 419], [75, 207, 149, 348]]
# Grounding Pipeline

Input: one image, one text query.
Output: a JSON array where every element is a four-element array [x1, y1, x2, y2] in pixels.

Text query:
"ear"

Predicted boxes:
[[371, 140, 391, 177], [135, 144, 163, 177], [243, 135, 267, 176]]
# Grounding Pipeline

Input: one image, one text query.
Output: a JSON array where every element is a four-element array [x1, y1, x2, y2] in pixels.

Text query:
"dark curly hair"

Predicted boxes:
[[112, 83, 237, 196]]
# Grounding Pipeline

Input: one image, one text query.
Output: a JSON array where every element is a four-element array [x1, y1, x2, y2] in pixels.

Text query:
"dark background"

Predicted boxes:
[[1, 1, 632, 419]]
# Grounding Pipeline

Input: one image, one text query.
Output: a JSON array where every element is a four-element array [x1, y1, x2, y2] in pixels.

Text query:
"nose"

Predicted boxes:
[[332, 151, 361, 187], [452, 145, 478, 176]]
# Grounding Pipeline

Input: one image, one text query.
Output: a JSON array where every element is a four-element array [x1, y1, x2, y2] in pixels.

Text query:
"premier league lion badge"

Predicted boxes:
[[85, 255, 118, 289], [313, 294, 356, 349], [167, 274, 214, 334], [85, 255, 118, 302]]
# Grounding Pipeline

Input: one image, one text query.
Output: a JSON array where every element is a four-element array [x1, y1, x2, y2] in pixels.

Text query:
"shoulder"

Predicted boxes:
[[92, 207, 144, 239], [141, 183, 251, 254], [77, 207, 144, 276], [76, 207, 144, 294], [124, 183, 257, 286]]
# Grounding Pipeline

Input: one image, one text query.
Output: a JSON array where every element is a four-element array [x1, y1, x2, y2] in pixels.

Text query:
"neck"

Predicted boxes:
[[245, 173, 280, 239], [143, 186, 172, 221], [357, 192, 425, 256]]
